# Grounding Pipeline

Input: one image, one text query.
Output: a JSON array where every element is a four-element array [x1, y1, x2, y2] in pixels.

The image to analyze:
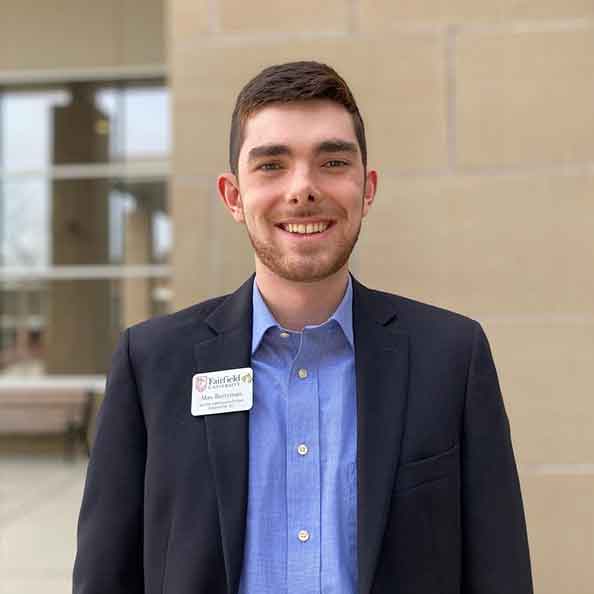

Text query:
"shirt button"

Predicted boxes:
[[297, 368, 308, 379], [280, 331, 290, 338], [297, 443, 309, 456], [297, 529, 310, 542]]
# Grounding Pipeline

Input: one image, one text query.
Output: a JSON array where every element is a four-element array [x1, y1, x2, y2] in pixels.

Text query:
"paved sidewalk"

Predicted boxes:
[[0, 451, 87, 594]]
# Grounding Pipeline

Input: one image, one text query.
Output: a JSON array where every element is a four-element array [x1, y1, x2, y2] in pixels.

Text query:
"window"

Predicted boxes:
[[0, 79, 171, 377]]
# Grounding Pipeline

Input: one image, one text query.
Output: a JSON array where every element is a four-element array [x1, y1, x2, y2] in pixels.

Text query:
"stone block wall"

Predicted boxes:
[[169, 4, 594, 591]]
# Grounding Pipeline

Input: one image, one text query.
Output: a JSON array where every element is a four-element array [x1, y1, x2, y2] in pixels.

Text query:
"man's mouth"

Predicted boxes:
[[278, 221, 331, 235]]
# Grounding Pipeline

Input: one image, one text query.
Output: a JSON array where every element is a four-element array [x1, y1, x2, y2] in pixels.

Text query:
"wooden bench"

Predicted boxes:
[[0, 377, 105, 460]]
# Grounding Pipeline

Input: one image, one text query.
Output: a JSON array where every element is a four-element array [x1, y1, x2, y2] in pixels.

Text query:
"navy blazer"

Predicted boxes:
[[73, 276, 533, 594]]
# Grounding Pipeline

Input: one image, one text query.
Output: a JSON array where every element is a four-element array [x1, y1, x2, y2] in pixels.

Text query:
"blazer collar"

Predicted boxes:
[[194, 275, 409, 594], [202, 274, 255, 337]]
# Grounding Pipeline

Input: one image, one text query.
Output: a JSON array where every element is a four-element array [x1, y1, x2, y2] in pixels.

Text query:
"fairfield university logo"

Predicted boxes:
[[195, 376, 208, 393]]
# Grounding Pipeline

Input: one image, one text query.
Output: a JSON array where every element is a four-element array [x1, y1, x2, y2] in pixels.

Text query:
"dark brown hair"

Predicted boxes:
[[229, 61, 367, 174]]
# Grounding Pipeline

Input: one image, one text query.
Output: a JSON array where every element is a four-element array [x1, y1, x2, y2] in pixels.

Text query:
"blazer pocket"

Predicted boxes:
[[395, 443, 460, 494]]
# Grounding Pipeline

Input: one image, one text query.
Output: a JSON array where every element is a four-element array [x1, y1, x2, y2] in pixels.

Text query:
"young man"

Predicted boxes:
[[73, 62, 533, 594]]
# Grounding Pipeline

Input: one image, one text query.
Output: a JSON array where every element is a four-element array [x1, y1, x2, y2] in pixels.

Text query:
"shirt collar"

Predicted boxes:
[[251, 281, 280, 354], [251, 275, 354, 354], [329, 275, 354, 349]]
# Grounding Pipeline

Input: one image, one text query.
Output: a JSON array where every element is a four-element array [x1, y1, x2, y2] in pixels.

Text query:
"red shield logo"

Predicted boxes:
[[195, 376, 208, 393]]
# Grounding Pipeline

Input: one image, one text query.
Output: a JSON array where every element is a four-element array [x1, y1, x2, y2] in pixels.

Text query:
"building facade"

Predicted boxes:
[[1, 1, 593, 592]]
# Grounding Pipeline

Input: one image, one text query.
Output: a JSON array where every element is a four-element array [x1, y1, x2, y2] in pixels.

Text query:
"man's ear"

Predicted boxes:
[[362, 169, 378, 218], [217, 173, 245, 223]]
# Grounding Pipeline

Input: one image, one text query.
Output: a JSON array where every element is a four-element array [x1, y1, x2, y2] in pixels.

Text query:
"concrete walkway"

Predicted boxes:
[[0, 450, 87, 594]]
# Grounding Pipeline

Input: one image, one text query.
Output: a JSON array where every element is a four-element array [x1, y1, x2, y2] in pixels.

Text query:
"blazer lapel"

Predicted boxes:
[[193, 276, 254, 594], [353, 279, 410, 594]]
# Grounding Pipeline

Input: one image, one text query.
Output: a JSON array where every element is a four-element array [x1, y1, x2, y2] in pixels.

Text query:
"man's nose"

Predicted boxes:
[[286, 166, 318, 205]]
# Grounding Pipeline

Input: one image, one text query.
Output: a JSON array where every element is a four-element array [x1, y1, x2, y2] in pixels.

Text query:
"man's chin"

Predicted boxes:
[[248, 232, 356, 284], [259, 256, 349, 284], [275, 269, 337, 283]]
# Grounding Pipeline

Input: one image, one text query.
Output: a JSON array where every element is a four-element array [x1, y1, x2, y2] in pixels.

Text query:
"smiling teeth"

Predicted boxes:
[[283, 222, 329, 234]]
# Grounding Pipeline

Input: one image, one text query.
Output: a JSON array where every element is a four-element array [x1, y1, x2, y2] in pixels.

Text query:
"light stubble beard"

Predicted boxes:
[[244, 215, 362, 283]]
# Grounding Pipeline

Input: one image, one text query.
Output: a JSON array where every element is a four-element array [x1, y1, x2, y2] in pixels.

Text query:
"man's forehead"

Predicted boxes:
[[241, 99, 358, 151]]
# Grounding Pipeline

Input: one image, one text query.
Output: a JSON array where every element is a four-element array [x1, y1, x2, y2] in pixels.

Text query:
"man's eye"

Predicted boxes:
[[258, 162, 282, 171], [323, 160, 348, 168]]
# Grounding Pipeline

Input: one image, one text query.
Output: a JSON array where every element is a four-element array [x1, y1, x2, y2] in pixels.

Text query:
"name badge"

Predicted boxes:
[[191, 367, 253, 416]]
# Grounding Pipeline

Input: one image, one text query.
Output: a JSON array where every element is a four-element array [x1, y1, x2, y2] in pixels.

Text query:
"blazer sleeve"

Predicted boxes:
[[461, 322, 533, 594], [73, 329, 146, 594]]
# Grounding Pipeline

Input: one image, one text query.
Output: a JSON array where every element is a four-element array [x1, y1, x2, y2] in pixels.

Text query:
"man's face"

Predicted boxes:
[[219, 99, 377, 283]]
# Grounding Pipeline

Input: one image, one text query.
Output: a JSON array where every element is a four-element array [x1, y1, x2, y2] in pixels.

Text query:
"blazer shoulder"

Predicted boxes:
[[122, 293, 231, 357], [363, 285, 481, 349], [389, 292, 484, 367]]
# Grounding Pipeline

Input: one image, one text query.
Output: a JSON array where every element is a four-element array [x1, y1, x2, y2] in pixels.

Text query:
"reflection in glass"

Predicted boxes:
[[96, 86, 170, 160], [0, 277, 171, 377], [0, 280, 44, 376], [0, 89, 70, 172], [1, 179, 170, 267], [1, 81, 170, 172], [0, 179, 49, 267]]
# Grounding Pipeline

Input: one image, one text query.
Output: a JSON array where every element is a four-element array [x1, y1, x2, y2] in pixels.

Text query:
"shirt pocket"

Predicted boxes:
[[394, 443, 460, 494]]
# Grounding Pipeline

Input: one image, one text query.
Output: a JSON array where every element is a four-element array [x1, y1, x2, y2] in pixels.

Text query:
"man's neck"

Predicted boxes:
[[254, 264, 350, 331]]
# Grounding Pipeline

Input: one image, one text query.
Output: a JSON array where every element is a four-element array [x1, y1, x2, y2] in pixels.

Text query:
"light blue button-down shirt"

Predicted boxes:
[[238, 277, 357, 594]]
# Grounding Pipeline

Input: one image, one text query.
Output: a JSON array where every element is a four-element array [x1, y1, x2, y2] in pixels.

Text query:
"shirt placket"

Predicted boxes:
[[286, 330, 321, 594]]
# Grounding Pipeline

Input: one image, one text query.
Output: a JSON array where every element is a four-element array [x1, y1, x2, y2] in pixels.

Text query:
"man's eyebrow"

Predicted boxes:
[[247, 144, 292, 162], [315, 139, 359, 155]]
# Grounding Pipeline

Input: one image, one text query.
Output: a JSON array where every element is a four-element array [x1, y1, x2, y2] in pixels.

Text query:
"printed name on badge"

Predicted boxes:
[[191, 367, 253, 416]]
